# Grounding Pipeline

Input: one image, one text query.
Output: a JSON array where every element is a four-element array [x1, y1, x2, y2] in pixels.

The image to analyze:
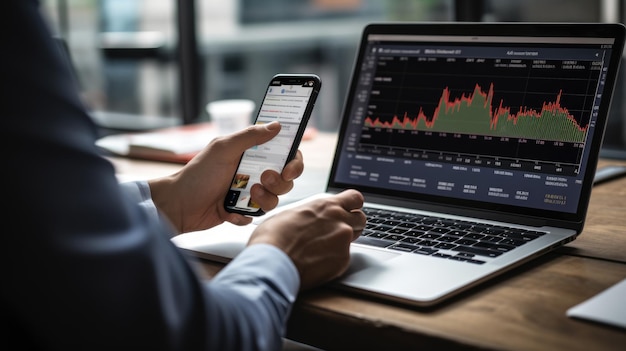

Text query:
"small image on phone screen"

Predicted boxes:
[[224, 74, 321, 215]]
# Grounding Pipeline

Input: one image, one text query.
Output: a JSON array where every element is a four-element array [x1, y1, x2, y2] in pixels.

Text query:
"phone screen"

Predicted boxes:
[[224, 74, 321, 215]]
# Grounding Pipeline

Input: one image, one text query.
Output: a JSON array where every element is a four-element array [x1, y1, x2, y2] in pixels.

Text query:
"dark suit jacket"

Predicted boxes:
[[2, 2, 296, 350]]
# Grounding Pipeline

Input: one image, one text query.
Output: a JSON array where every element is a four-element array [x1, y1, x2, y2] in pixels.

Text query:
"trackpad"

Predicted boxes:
[[345, 246, 399, 275]]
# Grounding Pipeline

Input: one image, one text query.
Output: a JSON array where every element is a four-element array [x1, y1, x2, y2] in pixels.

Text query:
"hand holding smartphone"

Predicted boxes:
[[224, 74, 322, 216]]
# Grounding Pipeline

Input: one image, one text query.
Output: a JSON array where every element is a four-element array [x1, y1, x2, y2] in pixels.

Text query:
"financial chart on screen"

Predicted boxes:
[[333, 34, 616, 213]]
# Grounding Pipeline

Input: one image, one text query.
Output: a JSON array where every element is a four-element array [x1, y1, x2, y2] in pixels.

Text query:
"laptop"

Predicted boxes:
[[173, 22, 626, 307]]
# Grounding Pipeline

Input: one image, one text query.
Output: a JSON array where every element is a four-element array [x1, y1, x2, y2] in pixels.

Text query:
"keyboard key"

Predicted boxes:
[[413, 247, 438, 255], [463, 233, 485, 240], [368, 232, 388, 239], [437, 219, 457, 226], [499, 238, 525, 246], [435, 242, 457, 250], [421, 218, 439, 225], [448, 255, 470, 262], [465, 258, 486, 264], [404, 229, 425, 237], [401, 237, 421, 244], [453, 246, 502, 258], [430, 227, 450, 234], [418, 240, 438, 247], [472, 225, 491, 232], [388, 227, 409, 235], [384, 234, 406, 242], [482, 235, 503, 243], [415, 224, 434, 231], [376, 224, 395, 232], [454, 223, 475, 230], [390, 243, 418, 252], [383, 220, 402, 226], [474, 241, 515, 252], [354, 236, 395, 248], [482, 227, 506, 235], [438, 235, 459, 243], [456, 238, 478, 246]]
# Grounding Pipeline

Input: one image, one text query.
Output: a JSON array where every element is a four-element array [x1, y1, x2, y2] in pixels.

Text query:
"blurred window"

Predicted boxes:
[[39, 0, 626, 155]]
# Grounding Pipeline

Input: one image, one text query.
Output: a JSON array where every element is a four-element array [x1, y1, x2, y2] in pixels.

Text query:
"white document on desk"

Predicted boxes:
[[566, 278, 626, 329]]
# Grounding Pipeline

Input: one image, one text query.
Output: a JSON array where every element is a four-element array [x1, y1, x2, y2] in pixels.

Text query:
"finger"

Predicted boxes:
[[224, 212, 254, 226], [335, 189, 365, 212], [337, 190, 366, 238], [281, 150, 304, 181], [226, 121, 282, 151], [260, 170, 294, 196], [250, 183, 280, 212], [348, 209, 367, 240]]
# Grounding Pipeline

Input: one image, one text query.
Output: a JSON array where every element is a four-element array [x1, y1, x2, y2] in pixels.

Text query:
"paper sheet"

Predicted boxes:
[[566, 278, 626, 329]]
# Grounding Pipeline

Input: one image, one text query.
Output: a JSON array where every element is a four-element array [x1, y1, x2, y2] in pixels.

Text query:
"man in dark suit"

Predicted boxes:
[[2, 1, 366, 350]]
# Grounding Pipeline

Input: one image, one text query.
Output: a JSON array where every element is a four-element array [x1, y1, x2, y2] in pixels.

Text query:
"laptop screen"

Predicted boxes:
[[329, 23, 625, 224]]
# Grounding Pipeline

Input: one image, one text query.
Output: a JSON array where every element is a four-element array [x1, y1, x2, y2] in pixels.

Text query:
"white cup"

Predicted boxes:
[[206, 99, 255, 135]]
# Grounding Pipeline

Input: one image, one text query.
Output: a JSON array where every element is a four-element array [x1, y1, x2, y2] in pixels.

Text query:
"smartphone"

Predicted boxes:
[[224, 74, 322, 216]]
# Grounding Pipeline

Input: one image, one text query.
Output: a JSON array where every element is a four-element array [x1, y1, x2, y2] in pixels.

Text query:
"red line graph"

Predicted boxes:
[[364, 83, 587, 138]]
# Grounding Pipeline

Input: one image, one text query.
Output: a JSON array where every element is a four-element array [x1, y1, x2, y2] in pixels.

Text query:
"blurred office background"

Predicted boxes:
[[40, 0, 626, 157]]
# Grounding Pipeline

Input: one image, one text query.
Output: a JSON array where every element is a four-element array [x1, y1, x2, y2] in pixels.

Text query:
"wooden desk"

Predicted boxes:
[[107, 136, 626, 351]]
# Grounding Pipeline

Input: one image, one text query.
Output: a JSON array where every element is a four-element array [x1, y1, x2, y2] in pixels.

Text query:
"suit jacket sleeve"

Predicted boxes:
[[1, 1, 299, 350]]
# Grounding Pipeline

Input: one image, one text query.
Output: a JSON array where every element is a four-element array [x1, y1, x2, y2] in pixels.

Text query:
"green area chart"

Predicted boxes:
[[363, 83, 587, 143]]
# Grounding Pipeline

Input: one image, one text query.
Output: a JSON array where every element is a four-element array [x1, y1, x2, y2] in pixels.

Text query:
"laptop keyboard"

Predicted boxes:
[[355, 207, 547, 265]]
